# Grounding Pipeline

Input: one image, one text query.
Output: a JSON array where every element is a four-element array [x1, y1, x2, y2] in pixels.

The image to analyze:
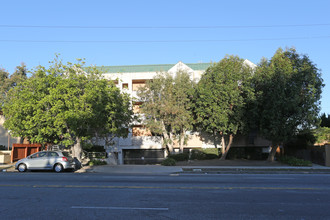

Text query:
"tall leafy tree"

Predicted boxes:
[[194, 56, 254, 160], [253, 48, 324, 161], [137, 71, 195, 153], [3, 58, 133, 160]]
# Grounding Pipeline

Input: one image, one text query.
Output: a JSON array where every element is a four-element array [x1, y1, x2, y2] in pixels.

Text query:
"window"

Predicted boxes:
[[132, 80, 146, 91], [132, 125, 152, 136], [122, 83, 129, 89], [133, 102, 143, 114], [48, 152, 59, 157], [30, 152, 47, 158], [62, 152, 70, 157]]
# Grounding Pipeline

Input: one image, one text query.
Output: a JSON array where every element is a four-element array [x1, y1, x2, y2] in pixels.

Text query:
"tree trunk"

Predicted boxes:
[[168, 132, 174, 153], [220, 134, 234, 161], [220, 136, 225, 154], [179, 130, 185, 153], [72, 137, 82, 161], [267, 145, 279, 162], [161, 121, 174, 154], [162, 132, 174, 154]]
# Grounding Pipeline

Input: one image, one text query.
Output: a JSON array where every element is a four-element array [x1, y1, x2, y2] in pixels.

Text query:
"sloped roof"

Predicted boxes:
[[96, 62, 212, 73]]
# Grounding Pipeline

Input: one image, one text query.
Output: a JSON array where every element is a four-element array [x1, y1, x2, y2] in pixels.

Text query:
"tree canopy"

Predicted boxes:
[[320, 113, 330, 128], [3, 58, 133, 159], [1, 48, 325, 162], [193, 56, 255, 160], [137, 71, 195, 153], [253, 48, 324, 161]]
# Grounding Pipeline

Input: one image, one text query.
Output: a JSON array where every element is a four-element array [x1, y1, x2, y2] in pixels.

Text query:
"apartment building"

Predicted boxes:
[[0, 113, 20, 150], [96, 61, 270, 165]]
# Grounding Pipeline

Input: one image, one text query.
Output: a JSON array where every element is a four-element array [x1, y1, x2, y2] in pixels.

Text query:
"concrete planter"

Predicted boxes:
[[0, 151, 11, 164]]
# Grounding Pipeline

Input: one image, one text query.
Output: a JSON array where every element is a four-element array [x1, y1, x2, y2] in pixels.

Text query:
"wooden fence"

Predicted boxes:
[[11, 144, 43, 162]]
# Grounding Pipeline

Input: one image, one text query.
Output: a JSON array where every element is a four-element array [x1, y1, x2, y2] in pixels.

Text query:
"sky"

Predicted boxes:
[[0, 0, 329, 114]]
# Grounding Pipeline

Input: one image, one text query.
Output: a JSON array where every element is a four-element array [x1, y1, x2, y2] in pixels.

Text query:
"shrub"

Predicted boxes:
[[190, 148, 219, 160], [161, 158, 176, 166], [89, 159, 107, 166], [226, 147, 267, 160], [201, 148, 220, 155], [277, 156, 312, 167], [168, 153, 189, 161], [204, 153, 219, 160]]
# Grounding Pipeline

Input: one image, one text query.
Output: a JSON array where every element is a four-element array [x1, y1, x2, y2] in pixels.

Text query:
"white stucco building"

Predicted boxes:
[[94, 61, 269, 165], [0, 114, 19, 151]]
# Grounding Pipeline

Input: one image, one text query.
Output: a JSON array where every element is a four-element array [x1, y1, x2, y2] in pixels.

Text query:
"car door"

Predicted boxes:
[[28, 152, 48, 169], [46, 151, 59, 169]]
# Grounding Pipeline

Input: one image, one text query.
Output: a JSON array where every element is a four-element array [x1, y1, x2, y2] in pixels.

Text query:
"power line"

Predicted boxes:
[[1, 24, 330, 29], [1, 36, 330, 43]]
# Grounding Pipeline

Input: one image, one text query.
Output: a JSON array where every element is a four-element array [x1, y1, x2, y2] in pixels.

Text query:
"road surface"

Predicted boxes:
[[0, 172, 330, 219]]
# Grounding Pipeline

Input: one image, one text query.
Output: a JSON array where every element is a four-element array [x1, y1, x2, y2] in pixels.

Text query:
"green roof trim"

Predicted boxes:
[[187, 63, 212, 70], [95, 62, 211, 73]]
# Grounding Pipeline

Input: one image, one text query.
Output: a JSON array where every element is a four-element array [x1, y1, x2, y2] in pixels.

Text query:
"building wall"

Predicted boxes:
[[99, 61, 266, 164], [0, 115, 19, 150]]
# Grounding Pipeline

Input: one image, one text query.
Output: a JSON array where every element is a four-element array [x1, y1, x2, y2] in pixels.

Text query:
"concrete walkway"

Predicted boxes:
[[77, 163, 330, 174], [80, 165, 183, 174], [0, 163, 15, 172]]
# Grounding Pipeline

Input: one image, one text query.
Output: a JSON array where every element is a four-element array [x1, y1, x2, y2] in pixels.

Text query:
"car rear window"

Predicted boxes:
[[62, 152, 70, 157]]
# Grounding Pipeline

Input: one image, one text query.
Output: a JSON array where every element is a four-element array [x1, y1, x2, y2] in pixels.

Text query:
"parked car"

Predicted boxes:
[[15, 151, 76, 172]]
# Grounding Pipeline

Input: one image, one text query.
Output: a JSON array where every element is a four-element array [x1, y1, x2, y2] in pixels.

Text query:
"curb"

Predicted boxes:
[[74, 166, 95, 173], [181, 167, 330, 174]]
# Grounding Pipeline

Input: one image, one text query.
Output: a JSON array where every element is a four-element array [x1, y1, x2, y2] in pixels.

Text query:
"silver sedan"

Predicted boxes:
[[15, 151, 76, 172]]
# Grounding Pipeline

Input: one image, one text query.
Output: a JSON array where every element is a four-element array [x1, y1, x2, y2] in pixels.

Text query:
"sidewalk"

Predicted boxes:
[[77, 162, 330, 174], [0, 163, 15, 172], [3, 161, 330, 174], [78, 165, 183, 174]]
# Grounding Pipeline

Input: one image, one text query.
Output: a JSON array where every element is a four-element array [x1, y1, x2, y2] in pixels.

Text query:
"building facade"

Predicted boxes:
[[96, 61, 270, 165], [0, 114, 20, 150]]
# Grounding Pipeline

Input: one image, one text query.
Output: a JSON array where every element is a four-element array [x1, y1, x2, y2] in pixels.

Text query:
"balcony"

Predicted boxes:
[[118, 136, 162, 149]]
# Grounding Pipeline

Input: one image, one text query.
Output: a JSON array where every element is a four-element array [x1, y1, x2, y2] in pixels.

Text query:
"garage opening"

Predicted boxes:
[[123, 149, 165, 165]]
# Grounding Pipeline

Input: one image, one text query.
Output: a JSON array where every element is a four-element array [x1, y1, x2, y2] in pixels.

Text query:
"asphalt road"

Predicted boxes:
[[1, 172, 330, 220]]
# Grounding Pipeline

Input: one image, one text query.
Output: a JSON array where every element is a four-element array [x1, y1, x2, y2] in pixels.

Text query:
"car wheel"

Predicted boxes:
[[18, 163, 27, 172], [54, 164, 63, 173]]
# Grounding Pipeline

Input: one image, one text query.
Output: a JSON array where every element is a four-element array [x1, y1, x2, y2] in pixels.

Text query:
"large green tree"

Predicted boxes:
[[137, 71, 195, 153], [194, 56, 255, 160], [253, 48, 324, 161], [3, 58, 133, 160]]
